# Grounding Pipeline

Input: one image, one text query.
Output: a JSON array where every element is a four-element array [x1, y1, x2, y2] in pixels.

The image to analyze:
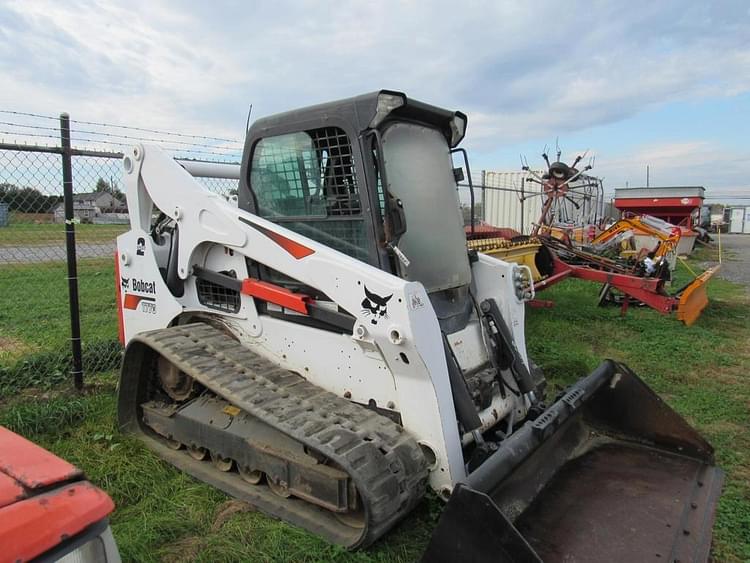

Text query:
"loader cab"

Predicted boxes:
[[238, 91, 473, 323]]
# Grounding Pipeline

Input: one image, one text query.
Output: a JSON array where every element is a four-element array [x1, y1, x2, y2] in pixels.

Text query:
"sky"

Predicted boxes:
[[0, 0, 748, 202]]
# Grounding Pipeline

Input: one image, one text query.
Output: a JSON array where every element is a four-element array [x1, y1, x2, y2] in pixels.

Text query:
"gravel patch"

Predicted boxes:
[[704, 234, 750, 290]]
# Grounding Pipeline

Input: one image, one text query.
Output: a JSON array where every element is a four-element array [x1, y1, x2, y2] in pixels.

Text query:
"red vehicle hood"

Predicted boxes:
[[0, 426, 115, 563]]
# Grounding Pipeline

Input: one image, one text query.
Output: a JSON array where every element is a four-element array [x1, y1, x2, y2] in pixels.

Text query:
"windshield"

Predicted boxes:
[[381, 122, 471, 292]]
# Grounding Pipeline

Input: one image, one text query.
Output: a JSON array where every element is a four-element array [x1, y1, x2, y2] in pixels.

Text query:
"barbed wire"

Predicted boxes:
[[69, 117, 240, 144], [0, 111, 746, 198], [0, 120, 242, 152], [0, 129, 59, 141], [0, 109, 241, 144], [0, 132, 242, 160], [0, 109, 60, 121], [0, 120, 61, 132], [67, 136, 241, 159]]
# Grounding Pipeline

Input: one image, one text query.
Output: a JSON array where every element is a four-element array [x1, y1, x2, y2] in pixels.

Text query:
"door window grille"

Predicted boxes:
[[250, 127, 368, 260], [251, 127, 361, 218]]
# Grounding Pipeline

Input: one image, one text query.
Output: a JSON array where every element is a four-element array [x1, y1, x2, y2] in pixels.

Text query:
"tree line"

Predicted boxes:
[[0, 178, 123, 213], [0, 183, 62, 213]]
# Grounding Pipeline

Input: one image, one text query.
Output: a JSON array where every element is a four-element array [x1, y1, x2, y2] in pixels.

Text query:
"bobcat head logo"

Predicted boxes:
[[121, 277, 129, 290], [361, 286, 392, 325]]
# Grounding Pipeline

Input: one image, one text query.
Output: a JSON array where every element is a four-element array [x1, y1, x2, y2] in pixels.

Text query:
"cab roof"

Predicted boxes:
[[246, 89, 467, 148]]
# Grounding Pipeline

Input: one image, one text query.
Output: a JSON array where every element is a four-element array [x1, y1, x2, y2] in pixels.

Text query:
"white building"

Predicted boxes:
[[53, 192, 126, 223]]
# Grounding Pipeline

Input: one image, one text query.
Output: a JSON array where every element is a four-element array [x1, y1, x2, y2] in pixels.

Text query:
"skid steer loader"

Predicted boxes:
[[116, 91, 723, 560]]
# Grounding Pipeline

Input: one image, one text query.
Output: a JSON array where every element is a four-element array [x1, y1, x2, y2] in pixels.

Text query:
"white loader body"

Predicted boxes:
[[117, 144, 531, 495]]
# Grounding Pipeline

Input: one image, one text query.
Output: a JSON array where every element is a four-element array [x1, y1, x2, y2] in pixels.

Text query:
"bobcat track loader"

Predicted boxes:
[[116, 91, 723, 561]]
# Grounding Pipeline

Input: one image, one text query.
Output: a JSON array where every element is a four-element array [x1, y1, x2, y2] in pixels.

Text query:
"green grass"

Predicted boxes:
[[0, 251, 748, 561], [524, 257, 750, 562], [0, 374, 437, 563], [0, 258, 121, 394], [0, 221, 126, 247]]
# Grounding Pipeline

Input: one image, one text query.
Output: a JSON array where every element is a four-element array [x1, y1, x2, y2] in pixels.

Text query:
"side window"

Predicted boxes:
[[250, 127, 360, 218], [249, 127, 369, 261]]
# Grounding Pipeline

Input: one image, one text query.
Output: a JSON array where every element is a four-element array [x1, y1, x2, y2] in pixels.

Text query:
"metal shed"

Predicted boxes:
[[727, 206, 750, 234]]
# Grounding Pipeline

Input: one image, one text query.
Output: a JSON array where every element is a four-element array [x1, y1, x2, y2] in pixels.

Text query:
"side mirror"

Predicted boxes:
[[453, 167, 465, 183]]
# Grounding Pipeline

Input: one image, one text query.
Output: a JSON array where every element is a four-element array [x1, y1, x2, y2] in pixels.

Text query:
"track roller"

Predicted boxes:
[[188, 445, 208, 460], [239, 466, 263, 485], [268, 478, 291, 498], [166, 438, 182, 450], [211, 452, 234, 472]]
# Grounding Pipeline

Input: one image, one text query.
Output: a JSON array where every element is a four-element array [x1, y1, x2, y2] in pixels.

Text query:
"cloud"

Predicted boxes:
[[0, 0, 748, 194], [0, 0, 247, 136], [593, 141, 750, 198]]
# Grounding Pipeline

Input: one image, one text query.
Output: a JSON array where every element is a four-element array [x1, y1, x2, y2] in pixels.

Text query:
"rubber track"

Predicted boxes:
[[135, 323, 428, 547]]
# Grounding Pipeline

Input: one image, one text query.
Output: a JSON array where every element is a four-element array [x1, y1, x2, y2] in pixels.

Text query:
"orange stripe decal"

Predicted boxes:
[[239, 217, 315, 259], [263, 228, 316, 259], [123, 294, 144, 310]]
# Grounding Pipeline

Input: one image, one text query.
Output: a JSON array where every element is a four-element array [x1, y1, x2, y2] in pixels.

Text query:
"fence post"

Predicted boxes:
[[60, 113, 84, 390], [480, 170, 486, 223], [520, 173, 525, 235]]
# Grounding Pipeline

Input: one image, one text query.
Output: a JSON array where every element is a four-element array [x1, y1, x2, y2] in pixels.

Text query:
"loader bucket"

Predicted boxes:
[[676, 265, 720, 326], [423, 360, 723, 563]]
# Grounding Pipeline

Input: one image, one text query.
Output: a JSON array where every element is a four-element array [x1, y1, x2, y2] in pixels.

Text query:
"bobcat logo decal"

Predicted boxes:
[[121, 277, 129, 290], [361, 286, 392, 325]]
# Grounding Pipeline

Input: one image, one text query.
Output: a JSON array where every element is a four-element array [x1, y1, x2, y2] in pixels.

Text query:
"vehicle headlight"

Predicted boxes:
[[370, 92, 406, 128], [449, 113, 467, 146], [56, 525, 120, 563], [57, 538, 105, 563]]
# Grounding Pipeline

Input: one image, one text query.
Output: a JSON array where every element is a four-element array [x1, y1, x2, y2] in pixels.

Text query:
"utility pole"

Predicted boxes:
[[646, 165, 650, 187]]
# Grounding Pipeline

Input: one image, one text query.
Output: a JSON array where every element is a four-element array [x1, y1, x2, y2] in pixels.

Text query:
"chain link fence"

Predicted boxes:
[[0, 111, 240, 396], [0, 111, 613, 397], [457, 170, 613, 236]]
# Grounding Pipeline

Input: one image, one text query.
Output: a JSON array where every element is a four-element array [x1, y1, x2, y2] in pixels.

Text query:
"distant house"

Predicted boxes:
[[53, 192, 127, 223]]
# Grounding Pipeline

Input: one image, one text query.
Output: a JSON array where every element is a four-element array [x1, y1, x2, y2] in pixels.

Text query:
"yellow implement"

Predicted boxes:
[[468, 237, 544, 281], [590, 214, 681, 260], [676, 265, 721, 326]]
